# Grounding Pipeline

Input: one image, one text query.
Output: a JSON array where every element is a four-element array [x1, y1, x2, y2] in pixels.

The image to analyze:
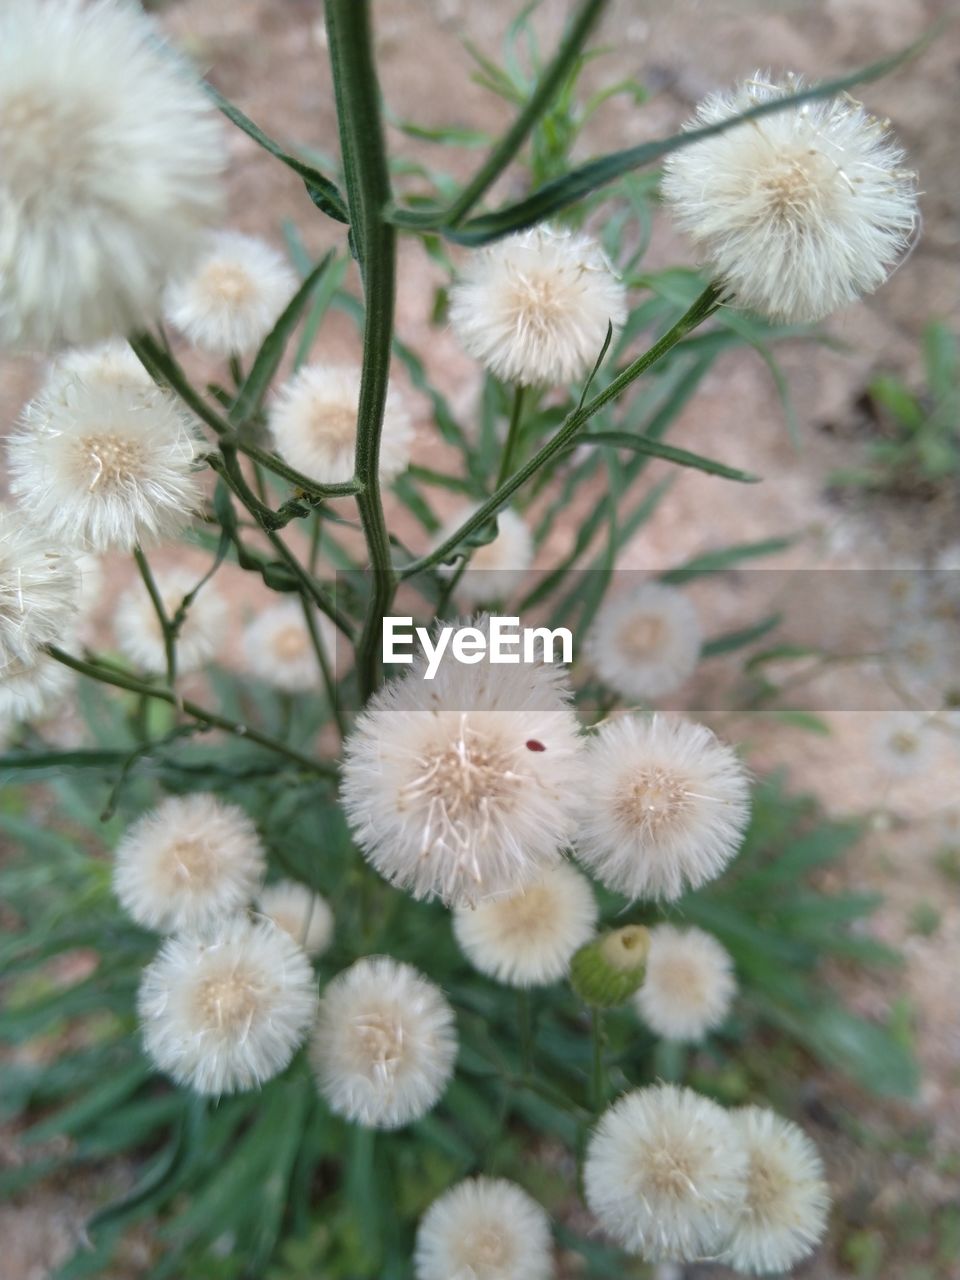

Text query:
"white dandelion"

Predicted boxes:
[[634, 924, 736, 1042], [449, 223, 627, 386], [871, 711, 938, 778], [415, 1176, 554, 1280], [584, 1083, 748, 1262], [241, 600, 335, 693], [0, 0, 224, 349], [42, 342, 155, 399], [0, 504, 80, 668], [885, 616, 955, 703], [310, 956, 457, 1129], [7, 376, 203, 552], [0, 647, 74, 723], [433, 505, 533, 606], [114, 567, 227, 677], [585, 582, 702, 702], [341, 618, 584, 904], [139, 916, 318, 1096], [577, 714, 751, 901], [113, 793, 266, 934], [453, 861, 597, 988], [165, 231, 297, 358], [269, 364, 413, 485], [724, 1107, 830, 1274], [257, 880, 334, 958]]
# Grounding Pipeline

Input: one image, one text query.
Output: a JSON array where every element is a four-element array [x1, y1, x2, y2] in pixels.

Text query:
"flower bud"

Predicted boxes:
[[569, 924, 650, 1007]]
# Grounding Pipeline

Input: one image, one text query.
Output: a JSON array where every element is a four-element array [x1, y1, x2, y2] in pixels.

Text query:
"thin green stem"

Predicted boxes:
[[496, 384, 527, 489], [299, 594, 348, 741], [132, 545, 177, 691], [517, 990, 533, 1079], [591, 1007, 607, 1112]]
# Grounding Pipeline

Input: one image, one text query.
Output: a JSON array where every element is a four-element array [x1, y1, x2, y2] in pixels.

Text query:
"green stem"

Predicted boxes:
[[517, 990, 533, 1078], [299, 594, 348, 741], [132, 545, 177, 691], [496, 384, 527, 489], [591, 1007, 607, 1112]]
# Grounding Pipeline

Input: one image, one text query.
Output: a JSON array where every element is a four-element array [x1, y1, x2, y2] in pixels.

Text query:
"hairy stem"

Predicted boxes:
[[132, 545, 177, 692]]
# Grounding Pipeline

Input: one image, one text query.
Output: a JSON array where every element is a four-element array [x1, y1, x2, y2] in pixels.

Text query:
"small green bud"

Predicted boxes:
[[569, 924, 650, 1008]]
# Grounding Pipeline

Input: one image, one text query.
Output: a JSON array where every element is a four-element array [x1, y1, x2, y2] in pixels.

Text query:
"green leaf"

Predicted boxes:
[[764, 1001, 919, 1098], [661, 536, 793, 582], [701, 613, 781, 657], [577, 430, 760, 482]]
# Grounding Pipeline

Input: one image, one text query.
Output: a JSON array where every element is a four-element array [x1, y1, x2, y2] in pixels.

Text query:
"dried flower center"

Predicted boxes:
[[462, 1224, 510, 1271], [615, 766, 691, 835], [351, 1009, 405, 1083], [272, 623, 309, 661], [161, 837, 220, 893], [494, 882, 553, 938], [643, 1144, 699, 1200], [199, 262, 256, 307], [617, 613, 667, 660], [758, 148, 839, 225], [658, 955, 707, 1005], [194, 970, 263, 1033], [74, 433, 147, 493], [508, 271, 577, 337], [888, 729, 920, 757], [0, 91, 100, 197], [745, 1152, 790, 1218], [315, 403, 357, 450]]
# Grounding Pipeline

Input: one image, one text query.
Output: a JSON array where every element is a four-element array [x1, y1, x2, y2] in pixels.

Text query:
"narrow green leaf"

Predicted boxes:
[[661, 536, 793, 582], [577, 430, 760, 482], [702, 613, 781, 657]]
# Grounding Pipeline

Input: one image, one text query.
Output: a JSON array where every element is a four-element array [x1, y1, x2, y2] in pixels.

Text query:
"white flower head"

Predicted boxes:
[[0, 504, 79, 668], [0, 0, 224, 349], [449, 223, 627, 386], [138, 916, 318, 1096], [0, 647, 74, 724], [113, 793, 266, 934], [241, 600, 335, 693], [577, 713, 751, 901], [885, 616, 955, 703], [257, 880, 334, 958], [7, 376, 203, 551], [415, 1176, 554, 1280], [586, 582, 701, 702], [871, 710, 938, 778], [433, 505, 533, 606], [165, 231, 297, 358], [634, 924, 736, 1042], [341, 617, 584, 904], [662, 73, 918, 323], [310, 956, 457, 1129], [114, 567, 227, 676], [584, 1083, 748, 1261], [43, 341, 155, 398], [725, 1107, 830, 1274], [453, 861, 597, 988], [269, 364, 413, 485]]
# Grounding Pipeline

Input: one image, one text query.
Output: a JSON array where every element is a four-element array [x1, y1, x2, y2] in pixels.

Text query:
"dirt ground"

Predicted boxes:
[[2, 0, 959, 1276]]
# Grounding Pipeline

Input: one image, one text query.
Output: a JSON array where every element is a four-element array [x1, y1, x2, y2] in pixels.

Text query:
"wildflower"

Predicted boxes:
[[449, 224, 627, 386], [0, 648, 74, 723], [113, 793, 266, 934], [871, 710, 937, 777], [584, 1083, 748, 1261], [585, 582, 701, 702], [310, 956, 457, 1129], [241, 600, 335, 693], [165, 231, 297, 358], [257, 880, 334, 958], [269, 364, 413, 485], [724, 1107, 830, 1273], [453, 861, 597, 988], [114, 567, 227, 676], [0, 504, 79, 668], [432, 505, 533, 606], [0, 0, 224, 349], [415, 1177, 554, 1280], [43, 342, 155, 398], [886, 617, 954, 703], [341, 618, 583, 904], [662, 74, 918, 323], [138, 916, 318, 1095], [634, 924, 736, 1042], [577, 713, 751, 901]]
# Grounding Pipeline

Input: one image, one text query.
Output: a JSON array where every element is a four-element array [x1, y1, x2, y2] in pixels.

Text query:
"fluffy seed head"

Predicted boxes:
[[311, 956, 457, 1129], [871, 711, 938, 777], [257, 880, 334, 958], [0, 0, 224, 349], [0, 504, 79, 668], [138, 916, 318, 1095], [165, 231, 297, 358], [584, 1083, 748, 1261], [577, 713, 751, 901], [634, 924, 736, 1042], [269, 364, 413, 485], [241, 600, 336, 693], [0, 648, 74, 723], [449, 223, 627, 386], [42, 342, 155, 398], [341, 618, 584, 904], [114, 567, 227, 676], [724, 1107, 830, 1273], [662, 73, 918, 323], [453, 861, 597, 988], [586, 582, 702, 702], [415, 1176, 554, 1280], [433, 505, 533, 606], [113, 793, 266, 934]]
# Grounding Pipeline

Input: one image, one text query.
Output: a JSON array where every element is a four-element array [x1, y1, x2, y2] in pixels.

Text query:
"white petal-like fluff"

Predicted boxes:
[[0, 648, 74, 723], [311, 956, 457, 1129], [42, 341, 155, 398], [0, 0, 224, 349], [449, 223, 627, 386], [871, 711, 938, 778], [584, 1084, 748, 1261], [577, 714, 751, 901], [114, 567, 227, 676], [269, 364, 413, 485], [724, 1107, 830, 1274], [241, 600, 335, 693], [139, 916, 317, 1095], [433, 505, 533, 606], [634, 924, 736, 1042], [661, 73, 918, 323], [257, 880, 334, 958], [165, 231, 297, 358], [113, 793, 266, 934], [0, 504, 79, 668], [341, 617, 584, 904], [585, 582, 701, 702], [415, 1176, 554, 1280], [7, 375, 203, 551], [453, 862, 597, 988]]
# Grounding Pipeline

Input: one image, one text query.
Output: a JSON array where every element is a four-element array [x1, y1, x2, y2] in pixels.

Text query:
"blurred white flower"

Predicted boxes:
[[241, 599, 334, 693], [113, 793, 266, 934], [0, 0, 224, 349], [432, 505, 533, 606], [0, 504, 79, 668], [311, 956, 457, 1129], [415, 1176, 554, 1280], [885, 616, 954, 703], [577, 713, 751, 901], [257, 880, 334, 958], [662, 74, 917, 322], [138, 916, 318, 1095], [114, 567, 227, 676], [871, 710, 938, 778], [0, 647, 74, 724], [453, 861, 597, 988], [585, 582, 701, 702], [449, 223, 627, 386], [43, 342, 155, 398], [634, 923, 736, 1042]]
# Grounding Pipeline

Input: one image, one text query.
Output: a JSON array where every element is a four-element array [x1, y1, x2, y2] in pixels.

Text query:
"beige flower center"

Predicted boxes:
[[161, 837, 220, 893], [658, 954, 707, 1005], [200, 262, 256, 307], [272, 623, 309, 661], [758, 148, 839, 224], [615, 766, 691, 835], [74, 433, 147, 493], [492, 882, 553, 939], [0, 91, 100, 197], [194, 970, 263, 1033], [745, 1151, 790, 1219], [508, 272, 575, 337], [462, 1224, 510, 1272], [889, 730, 920, 757], [314, 402, 357, 449], [351, 1008, 405, 1082], [617, 613, 667, 660], [643, 1143, 700, 1201]]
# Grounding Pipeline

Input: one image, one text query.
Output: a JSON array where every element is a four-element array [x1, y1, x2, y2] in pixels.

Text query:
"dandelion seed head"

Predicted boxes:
[[0, 646, 74, 724], [586, 583, 702, 702], [415, 1177, 553, 1280], [433, 506, 533, 607], [634, 924, 736, 1042], [0, 504, 80, 669], [257, 880, 334, 958], [241, 600, 336, 693], [114, 567, 227, 676]]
